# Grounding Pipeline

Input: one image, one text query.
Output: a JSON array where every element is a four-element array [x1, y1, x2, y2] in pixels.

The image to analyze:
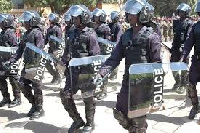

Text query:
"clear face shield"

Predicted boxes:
[[195, 2, 200, 13], [48, 13, 57, 22], [0, 14, 6, 27]]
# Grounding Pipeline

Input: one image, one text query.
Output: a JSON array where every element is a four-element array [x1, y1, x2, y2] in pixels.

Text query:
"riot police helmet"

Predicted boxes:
[[0, 13, 14, 28], [19, 11, 41, 27], [195, 1, 200, 13], [176, 3, 191, 17], [68, 5, 91, 25], [92, 8, 107, 23], [110, 11, 120, 23], [124, 0, 151, 23], [48, 13, 59, 24], [64, 13, 71, 23]]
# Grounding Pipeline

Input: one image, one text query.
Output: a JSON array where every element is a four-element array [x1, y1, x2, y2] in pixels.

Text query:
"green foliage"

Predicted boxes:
[[24, 0, 98, 14], [0, 0, 13, 13], [148, 0, 197, 17]]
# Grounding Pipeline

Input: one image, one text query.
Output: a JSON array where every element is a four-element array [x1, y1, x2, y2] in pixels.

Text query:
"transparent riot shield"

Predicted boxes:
[[49, 35, 65, 60], [97, 37, 117, 55], [69, 55, 110, 98], [128, 62, 188, 118], [0, 46, 20, 77], [21, 43, 48, 83], [25, 42, 66, 91]]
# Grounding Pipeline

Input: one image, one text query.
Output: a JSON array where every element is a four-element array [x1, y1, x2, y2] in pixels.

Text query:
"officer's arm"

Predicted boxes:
[[44, 29, 49, 45], [35, 31, 45, 49], [6, 31, 18, 47], [103, 37, 124, 69], [12, 41, 25, 61], [89, 32, 100, 55], [182, 24, 195, 58], [149, 32, 162, 63]]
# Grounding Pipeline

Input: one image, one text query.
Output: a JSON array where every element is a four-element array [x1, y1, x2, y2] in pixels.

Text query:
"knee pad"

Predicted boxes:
[[113, 108, 130, 130], [187, 84, 197, 98]]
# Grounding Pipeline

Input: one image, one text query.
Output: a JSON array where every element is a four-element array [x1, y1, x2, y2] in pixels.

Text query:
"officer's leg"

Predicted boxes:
[[19, 77, 35, 117], [46, 60, 61, 84], [60, 89, 85, 133], [30, 81, 44, 120], [170, 50, 182, 91], [114, 91, 147, 133], [8, 77, 21, 108], [82, 94, 96, 133], [0, 78, 11, 107], [188, 84, 200, 119]]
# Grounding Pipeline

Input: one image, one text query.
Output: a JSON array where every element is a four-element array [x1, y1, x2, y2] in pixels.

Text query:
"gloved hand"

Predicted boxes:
[[99, 66, 112, 77], [9, 57, 16, 63], [179, 55, 186, 63], [93, 73, 103, 85]]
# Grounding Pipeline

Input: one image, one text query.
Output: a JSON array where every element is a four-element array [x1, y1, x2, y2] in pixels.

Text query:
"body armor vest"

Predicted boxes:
[[0, 28, 16, 63], [70, 27, 94, 58], [122, 27, 154, 72], [96, 23, 110, 39], [193, 22, 200, 55], [96, 23, 111, 55], [47, 25, 61, 50], [23, 28, 42, 65], [173, 19, 192, 47]]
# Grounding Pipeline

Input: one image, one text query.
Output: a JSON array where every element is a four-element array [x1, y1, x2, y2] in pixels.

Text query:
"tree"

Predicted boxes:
[[0, 0, 13, 13], [24, 0, 98, 14]]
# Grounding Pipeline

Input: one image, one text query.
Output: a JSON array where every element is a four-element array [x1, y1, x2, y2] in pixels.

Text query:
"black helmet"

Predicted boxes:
[[92, 8, 107, 23], [110, 11, 120, 23], [0, 13, 14, 28], [124, 0, 151, 23], [176, 3, 191, 17], [48, 13, 59, 24], [19, 11, 41, 27], [68, 5, 91, 24]]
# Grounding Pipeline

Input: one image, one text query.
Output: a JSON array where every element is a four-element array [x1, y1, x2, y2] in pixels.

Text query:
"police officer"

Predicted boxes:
[[97, 0, 161, 132], [11, 11, 45, 120], [45, 13, 62, 84], [61, 13, 75, 66], [60, 5, 100, 133], [108, 11, 123, 81], [170, 3, 193, 93], [0, 14, 21, 108], [109, 11, 123, 43], [180, 1, 200, 120], [92, 8, 111, 100], [64, 13, 73, 38]]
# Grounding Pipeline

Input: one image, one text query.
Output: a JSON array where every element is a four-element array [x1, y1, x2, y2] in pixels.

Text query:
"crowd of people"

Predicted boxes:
[[0, 0, 200, 133]]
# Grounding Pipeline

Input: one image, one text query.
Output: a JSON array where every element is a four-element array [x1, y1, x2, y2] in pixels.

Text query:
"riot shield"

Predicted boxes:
[[49, 35, 65, 60], [128, 62, 188, 118], [97, 37, 117, 55], [0, 46, 20, 78], [69, 55, 110, 98]]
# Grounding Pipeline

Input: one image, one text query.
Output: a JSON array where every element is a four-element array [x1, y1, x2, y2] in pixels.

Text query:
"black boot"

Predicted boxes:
[[129, 116, 147, 133], [0, 97, 11, 107], [188, 85, 200, 119], [27, 105, 36, 117], [68, 118, 85, 133], [8, 98, 21, 108], [82, 97, 96, 133], [29, 106, 45, 120], [51, 73, 61, 84], [60, 90, 85, 133], [189, 106, 200, 120]]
